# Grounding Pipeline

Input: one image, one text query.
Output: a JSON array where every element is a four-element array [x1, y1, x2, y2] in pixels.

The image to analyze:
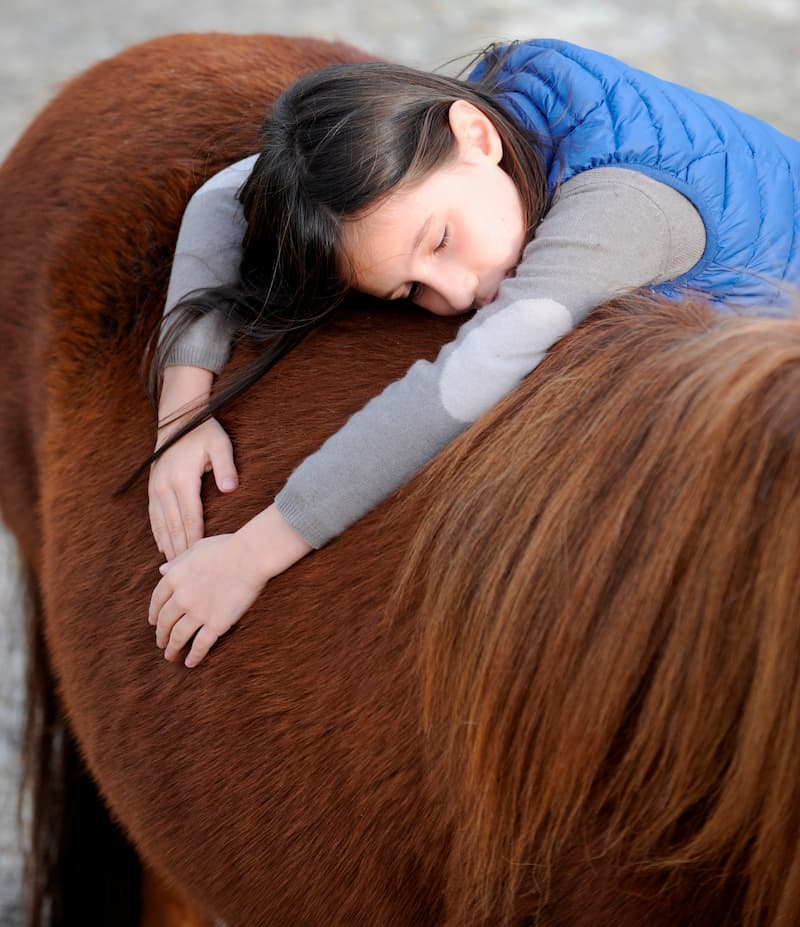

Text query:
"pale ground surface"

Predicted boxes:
[[1, 0, 798, 921]]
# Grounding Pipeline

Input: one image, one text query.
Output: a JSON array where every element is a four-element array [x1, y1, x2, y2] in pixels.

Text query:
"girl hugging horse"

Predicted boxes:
[[144, 39, 800, 668], [2, 31, 800, 927]]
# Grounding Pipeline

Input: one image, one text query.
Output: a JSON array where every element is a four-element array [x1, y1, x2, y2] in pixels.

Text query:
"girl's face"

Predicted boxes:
[[340, 101, 526, 317]]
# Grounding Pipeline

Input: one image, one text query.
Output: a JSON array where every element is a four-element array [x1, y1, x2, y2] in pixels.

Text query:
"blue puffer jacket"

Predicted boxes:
[[471, 39, 800, 308]]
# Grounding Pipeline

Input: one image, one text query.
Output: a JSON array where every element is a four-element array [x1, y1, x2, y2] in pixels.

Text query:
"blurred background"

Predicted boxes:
[[1, 0, 797, 921]]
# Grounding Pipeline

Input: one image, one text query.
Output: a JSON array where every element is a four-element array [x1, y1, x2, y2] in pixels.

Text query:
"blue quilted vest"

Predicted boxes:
[[470, 40, 800, 309]]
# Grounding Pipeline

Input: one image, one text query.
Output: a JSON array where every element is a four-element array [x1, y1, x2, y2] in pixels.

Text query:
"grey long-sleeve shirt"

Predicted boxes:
[[164, 159, 705, 547]]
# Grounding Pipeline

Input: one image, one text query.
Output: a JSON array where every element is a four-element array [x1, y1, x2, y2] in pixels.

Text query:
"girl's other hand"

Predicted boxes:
[[148, 416, 239, 561], [148, 503, 312, 667], [148, 532, 264, 668]]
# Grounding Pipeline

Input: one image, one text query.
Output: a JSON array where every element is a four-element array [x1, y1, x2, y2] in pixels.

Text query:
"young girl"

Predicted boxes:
[[147, 38, 800, 668]]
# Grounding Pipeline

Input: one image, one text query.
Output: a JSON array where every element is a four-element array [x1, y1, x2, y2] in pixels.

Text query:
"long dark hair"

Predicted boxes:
[[130, 44, 549, 485]]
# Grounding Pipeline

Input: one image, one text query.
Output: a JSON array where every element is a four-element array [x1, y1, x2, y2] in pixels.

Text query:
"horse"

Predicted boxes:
[[2, 31, 800, 927]]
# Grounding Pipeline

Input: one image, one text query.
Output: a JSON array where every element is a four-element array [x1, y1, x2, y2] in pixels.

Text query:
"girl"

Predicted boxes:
[[147, 39, 800, 667]]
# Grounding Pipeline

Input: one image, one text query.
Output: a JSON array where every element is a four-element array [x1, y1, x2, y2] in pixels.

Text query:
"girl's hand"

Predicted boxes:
[[149, 417, 239, 560], [148, 503, 313, 667], [149, 532, 264, 667], [149, 364, 239, 561]]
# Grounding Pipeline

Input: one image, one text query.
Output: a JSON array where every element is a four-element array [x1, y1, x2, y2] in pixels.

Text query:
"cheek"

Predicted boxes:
[[476, 186, 520, 258], [493, 213, 524, 270]]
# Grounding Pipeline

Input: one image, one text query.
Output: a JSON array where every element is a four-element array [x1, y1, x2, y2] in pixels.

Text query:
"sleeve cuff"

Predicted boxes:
[[164, 342, 231, 375], [274, 490, 328, 550]]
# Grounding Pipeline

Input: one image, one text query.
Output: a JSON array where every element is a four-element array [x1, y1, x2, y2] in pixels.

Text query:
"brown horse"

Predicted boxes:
[[2, 31, 800, 927]]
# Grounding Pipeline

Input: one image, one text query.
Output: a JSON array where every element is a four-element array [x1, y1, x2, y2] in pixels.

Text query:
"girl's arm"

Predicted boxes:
[[151, 167, 705, 666], [275, 167, 705, 547], [149, 155, 257, 559], [159, 154, 257, 370]]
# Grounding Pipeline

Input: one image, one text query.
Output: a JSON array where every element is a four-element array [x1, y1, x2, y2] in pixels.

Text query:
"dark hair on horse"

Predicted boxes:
[[395, 293, 800, 926], [125, 45, 549, 489]]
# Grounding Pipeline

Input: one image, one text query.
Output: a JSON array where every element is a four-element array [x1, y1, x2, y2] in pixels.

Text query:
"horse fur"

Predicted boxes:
[[1, 31, 799, 927]]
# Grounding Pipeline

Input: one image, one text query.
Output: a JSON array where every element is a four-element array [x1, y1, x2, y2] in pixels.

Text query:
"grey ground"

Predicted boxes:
[[1, 0, 798, 920]]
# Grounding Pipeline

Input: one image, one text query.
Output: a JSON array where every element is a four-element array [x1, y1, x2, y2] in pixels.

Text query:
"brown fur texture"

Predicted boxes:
[[403, 296, 800, 927], [1, 31, 799, 927]]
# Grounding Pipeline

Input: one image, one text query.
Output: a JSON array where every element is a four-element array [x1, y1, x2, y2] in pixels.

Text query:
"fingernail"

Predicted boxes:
[[159, 564, 169, 574], [221, 478, 238, 491]]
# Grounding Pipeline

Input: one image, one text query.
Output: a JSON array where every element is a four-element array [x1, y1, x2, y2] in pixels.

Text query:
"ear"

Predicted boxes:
[[448, 99, 503, 165]]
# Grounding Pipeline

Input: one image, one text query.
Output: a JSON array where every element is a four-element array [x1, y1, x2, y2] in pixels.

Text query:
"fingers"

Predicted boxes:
[[151, 590, 198, 661], [184, 627, 220, 669], [153, 580, 188, 649], [152, 606, 219, 669], [162, 614, 200, 662], [146, 526, 246, 669], [148, 497, 170, 560], [148, 573, 175, 626], [148, 419, 237, 558], [149, 573, 219, 669], [209, 433, 239, 494], [176, 483, 204, 550], [150, 473, 207, 560], [149, 490, 187, 561]]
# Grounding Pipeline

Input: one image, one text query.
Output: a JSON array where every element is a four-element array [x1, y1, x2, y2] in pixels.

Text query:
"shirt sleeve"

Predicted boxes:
[[275, 167, 706, 548], [161, 154, 258, 373]]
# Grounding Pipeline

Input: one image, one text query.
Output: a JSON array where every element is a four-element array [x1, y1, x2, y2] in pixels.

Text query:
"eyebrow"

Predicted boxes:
[[382, 214, 432, 300]]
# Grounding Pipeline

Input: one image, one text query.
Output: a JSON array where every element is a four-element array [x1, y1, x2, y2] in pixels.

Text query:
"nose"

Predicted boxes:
[[421, 267, 479, 315]]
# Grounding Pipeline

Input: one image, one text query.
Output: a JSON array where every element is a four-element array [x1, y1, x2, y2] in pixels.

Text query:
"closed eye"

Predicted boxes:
[[407, 227, 450, 301]]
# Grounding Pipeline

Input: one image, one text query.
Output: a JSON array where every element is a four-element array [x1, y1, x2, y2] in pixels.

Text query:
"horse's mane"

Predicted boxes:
[[397, 293, 800, 926]]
